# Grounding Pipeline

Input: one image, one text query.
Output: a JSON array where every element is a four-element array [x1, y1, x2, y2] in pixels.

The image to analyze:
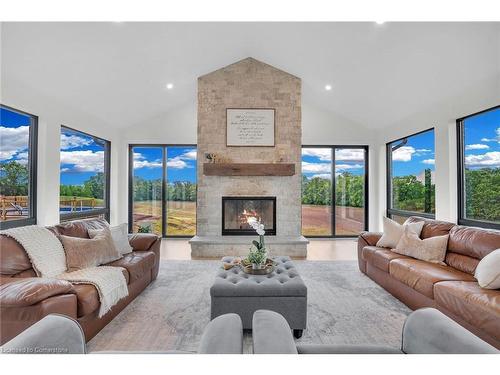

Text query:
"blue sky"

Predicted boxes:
[[133, 146, 197, 183], [463, 107, 500, 169], [0, 107, 31, 166], [390, 129, 436, 177], [301, 148, 365, 180]]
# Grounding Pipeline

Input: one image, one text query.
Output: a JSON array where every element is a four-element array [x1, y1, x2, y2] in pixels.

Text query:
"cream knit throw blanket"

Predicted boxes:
[[1, 225, 129, 318], [57, 267, 128, 318]]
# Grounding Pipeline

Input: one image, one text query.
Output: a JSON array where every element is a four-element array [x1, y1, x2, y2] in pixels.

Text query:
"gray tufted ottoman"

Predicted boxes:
[[210, 256, 307, 338]]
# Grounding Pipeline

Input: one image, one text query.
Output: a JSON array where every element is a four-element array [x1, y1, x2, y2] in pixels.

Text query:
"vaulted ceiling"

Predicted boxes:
[[2, 22, 499, 129]]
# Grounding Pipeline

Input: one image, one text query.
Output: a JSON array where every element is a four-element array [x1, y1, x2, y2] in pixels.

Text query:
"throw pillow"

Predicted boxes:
[[474, 249, 500, 289], [394, 226, 449, 264], [376, 216, 425, 249], [59, 228, 121, 271], [89, 223, 133, 256]]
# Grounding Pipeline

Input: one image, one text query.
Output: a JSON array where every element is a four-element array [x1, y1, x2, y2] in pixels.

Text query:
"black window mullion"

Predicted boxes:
[[331, 147, 336, 236], [162, 146, 167, 238]]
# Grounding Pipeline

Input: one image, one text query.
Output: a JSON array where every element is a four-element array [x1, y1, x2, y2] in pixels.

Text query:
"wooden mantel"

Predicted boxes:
[[203, 163, 295, 176]]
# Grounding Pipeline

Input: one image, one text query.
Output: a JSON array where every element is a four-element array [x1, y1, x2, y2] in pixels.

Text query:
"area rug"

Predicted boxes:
[[87, 260, 411, 353]]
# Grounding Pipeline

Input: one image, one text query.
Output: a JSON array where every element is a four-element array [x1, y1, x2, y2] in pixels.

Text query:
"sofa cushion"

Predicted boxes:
[[362, 246, 409, 273], [389, 258, 475, 299], [73, 284, 100, 317], [405, 216, 455, 239], [48, 218, 109, 238], [445, 252, 479, 275], [434, 281, 500, 343], [106, 251, 155, 283]]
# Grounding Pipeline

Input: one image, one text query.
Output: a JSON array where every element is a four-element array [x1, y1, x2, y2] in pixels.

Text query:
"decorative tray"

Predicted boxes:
[[240, 258, 276, 275]]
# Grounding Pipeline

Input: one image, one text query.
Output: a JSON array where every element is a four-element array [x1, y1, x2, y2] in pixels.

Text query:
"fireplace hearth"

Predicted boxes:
[[222, 196, 276, 235]]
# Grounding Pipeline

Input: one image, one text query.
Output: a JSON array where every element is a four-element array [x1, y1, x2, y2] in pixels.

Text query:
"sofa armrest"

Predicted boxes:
[[402, 308, 498, 354], [128, 233, 160, 252], [0, 278, 74, 308], [0, 314, 86, 354], [252, 310, 298, 354], [198, 313, 243, 354], [359, 231, 383, 246]]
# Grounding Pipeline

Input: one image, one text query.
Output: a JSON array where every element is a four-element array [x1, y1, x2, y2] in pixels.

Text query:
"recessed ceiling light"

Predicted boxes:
[[325, 84, 332, 91], [375, 21, 385, 25], [166, 83, 174, 90]]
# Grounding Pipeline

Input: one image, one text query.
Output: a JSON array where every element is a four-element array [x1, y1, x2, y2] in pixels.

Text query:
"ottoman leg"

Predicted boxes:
[[293, 329, 303, 339]]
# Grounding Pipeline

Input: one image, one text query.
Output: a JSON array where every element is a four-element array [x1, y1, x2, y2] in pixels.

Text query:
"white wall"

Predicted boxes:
[[375, 74, 500, 230], [1, 77, 122, 226]]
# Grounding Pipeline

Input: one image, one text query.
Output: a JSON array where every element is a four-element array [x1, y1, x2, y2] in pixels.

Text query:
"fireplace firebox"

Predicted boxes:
[[222, 196, 276, 236]]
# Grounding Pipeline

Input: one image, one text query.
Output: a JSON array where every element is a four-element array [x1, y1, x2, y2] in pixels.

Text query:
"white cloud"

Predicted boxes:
[[335, 149, 365, 162], [302, 161, 331, 173], [180, 150, 197, 160], [311, 173, 331, 180], [392, 146, 416, 162], [335, 163, 363, 170], [480, 127, 500, 143], [465, 144, 489, 150], [465, 151, 500, 168], [60, 134, 92, 150], [166, 156, 189, 169], [133, 152, 162, 169], [15, 152, 29, 165], [301, 148, 331, 161], [416, 148, 432, 153], [60, 150, 105, 172], [422, 159, 435, 165], [0, 126, 29, 161]]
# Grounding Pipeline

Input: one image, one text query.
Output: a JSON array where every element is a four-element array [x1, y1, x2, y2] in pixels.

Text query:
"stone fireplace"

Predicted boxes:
[[189, 57, 308, 257], [222, 196, 276, 236]]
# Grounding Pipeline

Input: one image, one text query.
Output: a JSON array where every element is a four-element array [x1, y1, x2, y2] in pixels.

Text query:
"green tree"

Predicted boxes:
[[0, 161, 29, 196]]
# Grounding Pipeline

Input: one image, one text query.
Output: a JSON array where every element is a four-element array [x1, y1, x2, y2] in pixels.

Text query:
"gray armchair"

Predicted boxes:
[[1, 313, 243, 354], [252, 308, 499, 354]]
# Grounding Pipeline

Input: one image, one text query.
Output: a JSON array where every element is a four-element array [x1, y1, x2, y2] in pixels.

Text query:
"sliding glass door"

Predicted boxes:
[[301, 146, 368, 237], [129, 145, 196, 237]]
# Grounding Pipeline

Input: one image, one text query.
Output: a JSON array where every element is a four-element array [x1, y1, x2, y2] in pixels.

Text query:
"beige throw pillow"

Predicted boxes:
[[394, 226, 449, 264], [59, 228, 121, 271], [89, 223, 133, 256], [474, 249, 500, 289], [376, 217, 425, 249]]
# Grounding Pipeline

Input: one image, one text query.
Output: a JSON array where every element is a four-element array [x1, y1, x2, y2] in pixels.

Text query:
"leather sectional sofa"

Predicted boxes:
[[358, 216, 500, 349], [0, 218, 161, 345]]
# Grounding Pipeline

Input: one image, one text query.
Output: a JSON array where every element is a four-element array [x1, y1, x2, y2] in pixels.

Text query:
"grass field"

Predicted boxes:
[[133, 200, 196, 236]]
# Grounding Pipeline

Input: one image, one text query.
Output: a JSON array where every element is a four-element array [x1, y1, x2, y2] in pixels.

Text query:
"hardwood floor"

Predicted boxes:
[[160, 238, 357, 261]]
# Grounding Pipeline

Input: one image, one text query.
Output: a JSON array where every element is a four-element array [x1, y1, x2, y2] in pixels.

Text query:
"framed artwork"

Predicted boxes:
[[226, 108, 275, 147]]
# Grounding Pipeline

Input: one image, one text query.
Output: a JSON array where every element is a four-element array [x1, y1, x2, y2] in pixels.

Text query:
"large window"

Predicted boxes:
[[301, 146, 368, 237], [386, 128, 435, 223], [457, 106, 500, 229], [0, 105, 38, 229], [129, 145, 196, 237], [60, 126, 110, 221]]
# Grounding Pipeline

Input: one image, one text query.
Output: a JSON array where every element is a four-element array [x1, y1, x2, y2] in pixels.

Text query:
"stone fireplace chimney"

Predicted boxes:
[[189, 58, 308, 257]]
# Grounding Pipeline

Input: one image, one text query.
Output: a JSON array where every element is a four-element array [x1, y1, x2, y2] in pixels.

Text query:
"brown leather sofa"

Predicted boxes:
[[0, 218, 161, 345], [358, 216, 500, 349]]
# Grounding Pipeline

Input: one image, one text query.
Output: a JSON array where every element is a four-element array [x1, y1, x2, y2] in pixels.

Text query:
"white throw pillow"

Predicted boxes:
[[376, 217, 425, 249], [89, 223, 133, 256], [394, 226, 449, 264], [474, 249, 500, 289]]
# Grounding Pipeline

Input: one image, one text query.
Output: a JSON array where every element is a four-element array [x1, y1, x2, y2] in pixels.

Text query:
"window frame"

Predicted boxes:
[[59, 125, 111, 223], [128, 143, 197, 238], [456, 105, 500, 230], [386, 127, 436, 222], [0, 104, 38, 230], [301, 144, 369, 238]]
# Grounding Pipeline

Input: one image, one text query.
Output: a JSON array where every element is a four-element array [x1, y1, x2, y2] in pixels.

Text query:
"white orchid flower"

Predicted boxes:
[[257, 228, 265, 236]]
